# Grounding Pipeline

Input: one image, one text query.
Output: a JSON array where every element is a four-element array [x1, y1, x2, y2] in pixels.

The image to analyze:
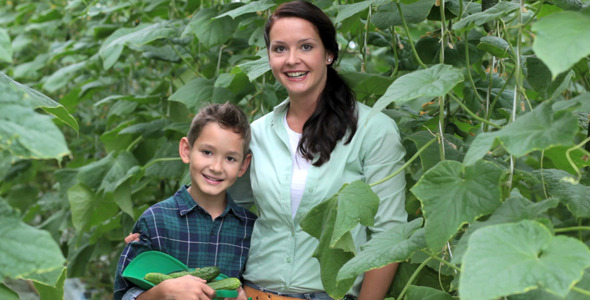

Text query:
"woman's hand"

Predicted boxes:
[[223, 285, 247, 300], [125, 232, 140, 244]]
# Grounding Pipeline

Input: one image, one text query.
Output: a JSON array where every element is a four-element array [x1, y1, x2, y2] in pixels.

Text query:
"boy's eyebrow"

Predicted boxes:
[[200, 143, 243, 158]]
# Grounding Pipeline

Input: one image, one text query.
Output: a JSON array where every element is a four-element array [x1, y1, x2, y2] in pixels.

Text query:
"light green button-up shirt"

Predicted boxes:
[[230, 99, 407, 295]]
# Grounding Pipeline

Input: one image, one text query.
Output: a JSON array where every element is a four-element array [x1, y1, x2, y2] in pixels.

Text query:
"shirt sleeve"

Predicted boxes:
[[228, 163, 255, 209], [362, 114, 408, 236], [113, 217, 153, 300]]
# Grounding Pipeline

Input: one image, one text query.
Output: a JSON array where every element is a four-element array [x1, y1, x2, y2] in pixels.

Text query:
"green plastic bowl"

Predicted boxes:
[[122, 251, 238, 299]]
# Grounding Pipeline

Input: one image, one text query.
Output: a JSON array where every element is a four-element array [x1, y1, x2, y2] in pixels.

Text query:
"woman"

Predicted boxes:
[[125, 1, 407, 299], [231, 1, 407, 299]]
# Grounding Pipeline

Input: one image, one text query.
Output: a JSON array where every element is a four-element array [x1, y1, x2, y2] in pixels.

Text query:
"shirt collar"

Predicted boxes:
[[175, 185, 249, 221]]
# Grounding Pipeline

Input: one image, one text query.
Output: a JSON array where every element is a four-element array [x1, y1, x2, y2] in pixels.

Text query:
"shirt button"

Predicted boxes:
[[286, 257, 291, 263]]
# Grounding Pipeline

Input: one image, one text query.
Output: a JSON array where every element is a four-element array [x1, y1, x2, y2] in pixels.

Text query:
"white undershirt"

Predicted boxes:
[[284, 115, 311, 218]]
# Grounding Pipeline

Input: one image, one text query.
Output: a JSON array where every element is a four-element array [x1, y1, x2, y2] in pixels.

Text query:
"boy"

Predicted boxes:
[[114, 102, 256, 300]]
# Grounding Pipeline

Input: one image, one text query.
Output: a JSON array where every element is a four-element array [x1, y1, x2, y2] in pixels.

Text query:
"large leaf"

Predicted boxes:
[[459, 220, 590, 299], [340, 72, 394, 102], [184, 7, 239, 48], [411, 160, 504, 251], [99, 22, 178, 70], [67, 183, 119, 232], [370, 64, 463, 117], [236, 56, 270, 82], [453, 1, 520, 31], [215, 0, 275, 19], [30, 267, 66, 300], [464, 102, 579, 165], [0, 284, 19, 300], [406, 285, 455, 300], [539, 169, 590, 218], [0, 200, 65, 281], [373, 0, 437, 29], [532, 10, 590, 78], [337, 219, 425, 281], [42, 61, 86, 93], [300, 180, 380, 299], [0, 28, 12, 63], [0, 104, 70, 160], [0, 72, 78, 132]]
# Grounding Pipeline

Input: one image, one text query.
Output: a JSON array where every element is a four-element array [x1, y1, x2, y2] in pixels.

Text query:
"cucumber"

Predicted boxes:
[[144, 272, 172, 285], [207, 277, 241, 290], [168, 266, 220, 281]]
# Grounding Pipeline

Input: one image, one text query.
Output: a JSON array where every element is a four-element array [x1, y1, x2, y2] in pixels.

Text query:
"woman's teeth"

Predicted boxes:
[[286, 71, 308, 78]]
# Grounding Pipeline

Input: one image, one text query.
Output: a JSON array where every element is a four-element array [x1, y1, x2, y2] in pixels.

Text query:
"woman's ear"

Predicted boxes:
[[179, 137, 192, 164]]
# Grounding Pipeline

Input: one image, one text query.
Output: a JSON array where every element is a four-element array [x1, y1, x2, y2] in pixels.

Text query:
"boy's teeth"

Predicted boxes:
[[287, 72, 307, 78]]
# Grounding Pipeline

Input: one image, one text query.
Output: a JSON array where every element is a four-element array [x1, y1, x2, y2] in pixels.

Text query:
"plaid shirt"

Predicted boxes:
[[113, 186, 257, 300]]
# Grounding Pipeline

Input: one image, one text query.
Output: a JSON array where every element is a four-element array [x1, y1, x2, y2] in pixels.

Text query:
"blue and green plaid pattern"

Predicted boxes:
[[114, 185, 257, 300]]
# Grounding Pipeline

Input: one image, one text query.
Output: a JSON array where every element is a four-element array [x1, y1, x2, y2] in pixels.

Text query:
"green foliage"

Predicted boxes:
[[1, 0, 589, 299]]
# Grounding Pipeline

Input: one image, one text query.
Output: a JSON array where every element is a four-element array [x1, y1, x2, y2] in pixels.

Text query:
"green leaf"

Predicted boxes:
[[97, 151, 139, 194], [300, 181, 380, 299], [454, 1, 520, 31], [373, 0, 437, 29], [539, 169, 590, 218], [0, 284, 19, 300], [404, 132, 464, 170], [185, 7, 239, 48], [0, 28, 12, 63], [0, 104, 70, 160], [459, 220, 590, 299], [464, 102, 579, 164], [552, 0, 583, 11], [477, 36, 512, 58], [544, 146, 590, 175], [340, 72, 394, 102], [215, 0, 275, 19], [411, 160, 504, 251], [99, 22, 178, 70], [31, 267, 66, 300], [336, 1, 372, 23], [371, 64, 464, 117], [169, 77, 227, 111], [236, 56, 270, 82], [337, 219, 425, 281], [0, 200, 65, 280], [42, 61, 86, 93], [0, 72, 78, 132], [406, 285, 456, 300], [67, 184, 95, 231], [532, 11, 590, 78]]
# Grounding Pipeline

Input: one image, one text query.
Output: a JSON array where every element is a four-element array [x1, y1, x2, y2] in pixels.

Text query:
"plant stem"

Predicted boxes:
[[565, 136, 590, 183], [396, 2, 427, 69], [572, 286, 590, 297], [554, 226, 590, 233], [167, 40, 200, 75], [398, 257, 434, 300], [448, 93, 501, 129], [126, 135, 143, 152], [421, 249, 461, 272], [370, 137, 437, 187]]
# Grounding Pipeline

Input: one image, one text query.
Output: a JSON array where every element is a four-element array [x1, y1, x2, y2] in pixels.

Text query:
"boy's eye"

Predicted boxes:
[[226, 156, 237, 162], [202, 150, 212, 156]]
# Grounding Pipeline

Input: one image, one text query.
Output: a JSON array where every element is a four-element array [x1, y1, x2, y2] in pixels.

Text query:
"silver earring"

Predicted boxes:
[[328, 58, 332, 62]]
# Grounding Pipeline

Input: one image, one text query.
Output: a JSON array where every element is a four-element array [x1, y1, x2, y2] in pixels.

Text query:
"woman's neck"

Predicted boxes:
[[286, 95, 317, 133]]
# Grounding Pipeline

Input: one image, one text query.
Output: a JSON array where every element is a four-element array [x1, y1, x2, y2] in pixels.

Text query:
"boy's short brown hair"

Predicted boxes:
[[187, 102, 251, 155]]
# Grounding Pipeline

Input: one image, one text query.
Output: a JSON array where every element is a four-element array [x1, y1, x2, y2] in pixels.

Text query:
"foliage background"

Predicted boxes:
[[1, 0, 590, 299]]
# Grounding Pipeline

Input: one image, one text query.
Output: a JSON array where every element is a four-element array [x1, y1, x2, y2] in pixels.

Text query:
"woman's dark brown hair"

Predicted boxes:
[[265, 0, 358, 167]]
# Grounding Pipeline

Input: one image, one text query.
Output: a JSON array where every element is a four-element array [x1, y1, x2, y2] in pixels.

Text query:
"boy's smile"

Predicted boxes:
[[179, 122, 251, 211]]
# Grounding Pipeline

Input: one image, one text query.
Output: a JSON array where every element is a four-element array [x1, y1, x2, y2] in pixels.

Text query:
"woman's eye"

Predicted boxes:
[[301, 44, 313, 51], [273, 45, 286, 53]]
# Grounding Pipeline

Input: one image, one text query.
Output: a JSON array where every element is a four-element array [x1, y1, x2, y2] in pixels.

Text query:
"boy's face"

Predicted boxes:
[[179, 122, 251, 203]]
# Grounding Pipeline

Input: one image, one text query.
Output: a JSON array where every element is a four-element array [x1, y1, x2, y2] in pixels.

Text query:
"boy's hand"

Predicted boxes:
[[125, 232, 140, 244], [224, 286, 247, 300], [137, 275, 216, 300]]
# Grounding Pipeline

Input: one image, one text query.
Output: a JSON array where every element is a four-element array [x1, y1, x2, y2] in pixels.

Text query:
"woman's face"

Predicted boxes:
[[267, 17, 333, 100]]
